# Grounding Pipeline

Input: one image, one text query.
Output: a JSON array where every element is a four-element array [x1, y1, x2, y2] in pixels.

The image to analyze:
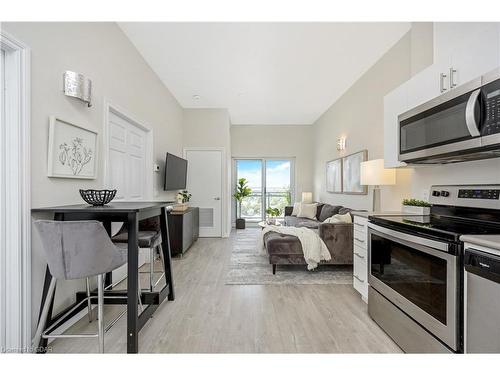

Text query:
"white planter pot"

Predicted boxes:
[[402, 205, 430, 215]]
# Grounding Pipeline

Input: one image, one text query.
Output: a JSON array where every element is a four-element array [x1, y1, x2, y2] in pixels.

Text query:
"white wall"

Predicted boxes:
[[2, 22, 184, 332], [230, 124, 314, 202], [312, 31, 416, 211], [182, 108, 232, 236]]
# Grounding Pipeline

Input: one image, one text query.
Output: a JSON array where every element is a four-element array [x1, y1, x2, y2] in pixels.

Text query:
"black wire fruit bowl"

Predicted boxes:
[[79, 189, 117, 206]]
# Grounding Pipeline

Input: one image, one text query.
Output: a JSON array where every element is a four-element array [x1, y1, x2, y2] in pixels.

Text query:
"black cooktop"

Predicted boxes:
[[368, 214, 500, 242]]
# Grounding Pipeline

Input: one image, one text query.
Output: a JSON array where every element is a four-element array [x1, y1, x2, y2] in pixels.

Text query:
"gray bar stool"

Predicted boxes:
[[112, 216, 166, 292], [33, 220, 135, 353]]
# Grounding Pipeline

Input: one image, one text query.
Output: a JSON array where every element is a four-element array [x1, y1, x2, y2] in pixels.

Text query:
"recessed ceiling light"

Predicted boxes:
[[192, 95, 200, 100]]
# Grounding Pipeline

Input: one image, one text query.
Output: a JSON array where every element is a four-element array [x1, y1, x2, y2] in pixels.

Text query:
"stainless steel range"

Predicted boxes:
[[367, 185, 500, 353]]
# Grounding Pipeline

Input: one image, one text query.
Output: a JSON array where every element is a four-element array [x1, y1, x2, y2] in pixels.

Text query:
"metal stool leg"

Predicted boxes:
[[97, 274, 104, 353], [85, 277, 93, 322], [32, 276, 57, 349], [149, 246, 155, 292]]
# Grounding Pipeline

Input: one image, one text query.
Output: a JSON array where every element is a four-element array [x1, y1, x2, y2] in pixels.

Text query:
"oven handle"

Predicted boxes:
[[368, 222, 449, 253], [465, 88, 481, 137]]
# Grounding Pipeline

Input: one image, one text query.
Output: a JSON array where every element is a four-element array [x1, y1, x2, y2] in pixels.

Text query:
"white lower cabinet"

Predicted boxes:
[[353, 216, 369, 302]]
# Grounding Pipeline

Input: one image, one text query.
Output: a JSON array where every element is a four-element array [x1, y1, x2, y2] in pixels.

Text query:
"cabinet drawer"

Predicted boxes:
[[353, 217, 367, 233], [353, 232, 367, 249], [353, 243, 367, 260], [353, 256, 368, 299]]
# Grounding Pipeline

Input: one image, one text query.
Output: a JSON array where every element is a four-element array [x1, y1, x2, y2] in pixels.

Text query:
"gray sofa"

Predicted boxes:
[[264, 203, 354, 274]]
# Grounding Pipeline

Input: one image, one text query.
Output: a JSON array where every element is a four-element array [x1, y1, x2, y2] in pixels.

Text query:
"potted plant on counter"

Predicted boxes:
[[233, 178, 252, 229], [266, 207, 281, 225], [402, 198, 431, 215]]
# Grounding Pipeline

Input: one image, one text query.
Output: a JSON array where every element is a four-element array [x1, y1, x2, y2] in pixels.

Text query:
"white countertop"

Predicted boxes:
[[460, 234, 500, 252], [351, 211, 407, 218]]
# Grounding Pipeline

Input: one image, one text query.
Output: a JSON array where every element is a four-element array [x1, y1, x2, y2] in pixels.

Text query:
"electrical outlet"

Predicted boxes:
[[422, 189, 430, 201]]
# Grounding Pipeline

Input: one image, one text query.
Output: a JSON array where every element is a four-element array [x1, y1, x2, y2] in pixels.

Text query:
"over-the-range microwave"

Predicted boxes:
[[398, 69, 500, 164]]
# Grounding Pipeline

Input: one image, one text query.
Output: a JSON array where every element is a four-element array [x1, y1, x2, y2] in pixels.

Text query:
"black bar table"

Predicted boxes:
[[32, 201, 175, 353]]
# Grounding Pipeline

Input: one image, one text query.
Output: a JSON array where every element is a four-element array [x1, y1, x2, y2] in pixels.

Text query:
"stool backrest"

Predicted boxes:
[[34, 220, 122, 280]]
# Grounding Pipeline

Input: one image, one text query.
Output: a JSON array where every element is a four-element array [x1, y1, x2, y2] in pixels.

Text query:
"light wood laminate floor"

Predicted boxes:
[[49, 229, 401, 353]]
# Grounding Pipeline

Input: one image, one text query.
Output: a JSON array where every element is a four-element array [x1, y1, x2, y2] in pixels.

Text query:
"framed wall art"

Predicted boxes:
[[342, 149, 368, 195], [326, 157, 342, 193], [47, 116, 98, 179]]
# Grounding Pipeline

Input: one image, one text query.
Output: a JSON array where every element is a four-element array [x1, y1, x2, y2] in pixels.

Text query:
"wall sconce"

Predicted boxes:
[[336, 136, 346, 151], [63, 71, 92, 107]]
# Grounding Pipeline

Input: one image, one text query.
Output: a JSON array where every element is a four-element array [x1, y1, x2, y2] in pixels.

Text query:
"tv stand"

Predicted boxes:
[[167, 207, 199, 256]]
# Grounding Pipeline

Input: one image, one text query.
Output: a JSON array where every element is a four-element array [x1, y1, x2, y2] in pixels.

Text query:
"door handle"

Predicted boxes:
[[465, 88, 481, 137], [214, 197, 221, 201], [440, 72, 448, 93], [449, 67, 457, 89]]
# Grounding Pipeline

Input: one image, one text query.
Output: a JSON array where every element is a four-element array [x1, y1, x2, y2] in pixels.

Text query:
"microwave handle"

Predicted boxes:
[[465, 88, 481, 137]]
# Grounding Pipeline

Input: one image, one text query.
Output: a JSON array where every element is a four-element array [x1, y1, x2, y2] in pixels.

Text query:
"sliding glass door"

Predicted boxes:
[[234, 158, 294, 223]]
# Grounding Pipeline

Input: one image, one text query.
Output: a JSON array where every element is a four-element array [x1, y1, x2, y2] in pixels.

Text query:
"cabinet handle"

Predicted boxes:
[[354, 222, 365, 227], [354, 252, 365, 259], [353, 274, 365, 283], [440, 72, 448, 93], [354, 237, 365, 243], [449, 67, 457, 89]]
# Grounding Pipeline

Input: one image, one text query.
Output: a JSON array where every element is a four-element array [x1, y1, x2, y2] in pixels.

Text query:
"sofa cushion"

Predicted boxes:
[[264, 231, 302, 255], [291, 202, 301, 216], [295, 218, 320, 229], [297, 203, 317, 219], [318, 204, 342, 222], [284, 215, 299, 226], [284, 216, 319, 229], [315, 203, 324, 220], [338, 207, 354, 221]]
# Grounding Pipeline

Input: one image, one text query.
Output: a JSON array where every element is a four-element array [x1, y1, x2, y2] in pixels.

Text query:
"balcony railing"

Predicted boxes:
[[239, 191, 291, 222]]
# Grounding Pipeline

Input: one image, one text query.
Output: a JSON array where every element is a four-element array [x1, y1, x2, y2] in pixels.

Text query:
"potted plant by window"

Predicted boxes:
[[266, 207, 281, 225], [233, 178, 252, 229], [402, 198, 431, 215]]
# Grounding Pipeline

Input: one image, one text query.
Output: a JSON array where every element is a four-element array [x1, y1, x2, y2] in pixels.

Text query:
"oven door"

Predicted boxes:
[[368, 223, 458, 350], [398, 78, 482, 163]]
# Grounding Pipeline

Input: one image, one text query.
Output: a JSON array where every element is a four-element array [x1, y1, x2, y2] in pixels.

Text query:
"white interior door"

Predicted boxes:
[[108, 111, 148, 201], [185, 149, 222, 237]]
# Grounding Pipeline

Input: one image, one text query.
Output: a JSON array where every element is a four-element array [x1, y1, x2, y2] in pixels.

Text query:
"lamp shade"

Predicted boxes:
[[301, 192, 313, 203], [360, 159, 396, 186]]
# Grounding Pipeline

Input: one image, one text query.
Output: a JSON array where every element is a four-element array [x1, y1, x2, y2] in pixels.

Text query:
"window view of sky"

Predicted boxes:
[[236, 160, 291, 192]]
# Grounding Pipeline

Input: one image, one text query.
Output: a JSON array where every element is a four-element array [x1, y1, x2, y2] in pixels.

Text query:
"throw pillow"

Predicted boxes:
[[297, 203, 318, 220], [323, 213, 352, 224], [291, 202, 301, 216]]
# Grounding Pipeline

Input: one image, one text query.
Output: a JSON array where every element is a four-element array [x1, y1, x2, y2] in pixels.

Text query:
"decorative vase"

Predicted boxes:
[[402, 205, 430, 215], [236, 218, 246, 229]]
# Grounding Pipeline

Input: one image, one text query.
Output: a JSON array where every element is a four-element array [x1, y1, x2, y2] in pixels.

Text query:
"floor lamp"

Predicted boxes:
[[360, 159, 396, 212]]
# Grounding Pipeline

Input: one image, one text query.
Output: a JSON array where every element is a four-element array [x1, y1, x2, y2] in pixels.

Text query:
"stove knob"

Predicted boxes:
[[441, 190, 450, 197], [432, 190, 441, 197]]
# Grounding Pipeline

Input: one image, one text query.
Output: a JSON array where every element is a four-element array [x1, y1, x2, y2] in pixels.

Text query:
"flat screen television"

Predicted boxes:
[[164, 153, 188, 191]]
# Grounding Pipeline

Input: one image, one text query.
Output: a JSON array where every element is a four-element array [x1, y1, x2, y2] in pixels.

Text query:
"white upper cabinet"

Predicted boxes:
[[406, 57, 451, 110], [449, 25, 500, 86], [383, 23, 500, 169], [384, 84, 408, 168]]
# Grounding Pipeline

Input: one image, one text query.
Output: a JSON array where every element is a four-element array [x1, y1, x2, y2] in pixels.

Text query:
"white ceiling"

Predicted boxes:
[[119, 22, 411, 125]]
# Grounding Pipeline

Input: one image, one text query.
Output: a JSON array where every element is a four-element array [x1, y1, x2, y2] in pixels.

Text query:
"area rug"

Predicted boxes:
[[225, 229, 353, 285]]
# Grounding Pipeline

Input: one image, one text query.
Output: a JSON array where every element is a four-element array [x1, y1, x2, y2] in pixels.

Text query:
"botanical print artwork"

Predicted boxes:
[[58, 137, 93, 176], [47, 116, 97, 179]]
